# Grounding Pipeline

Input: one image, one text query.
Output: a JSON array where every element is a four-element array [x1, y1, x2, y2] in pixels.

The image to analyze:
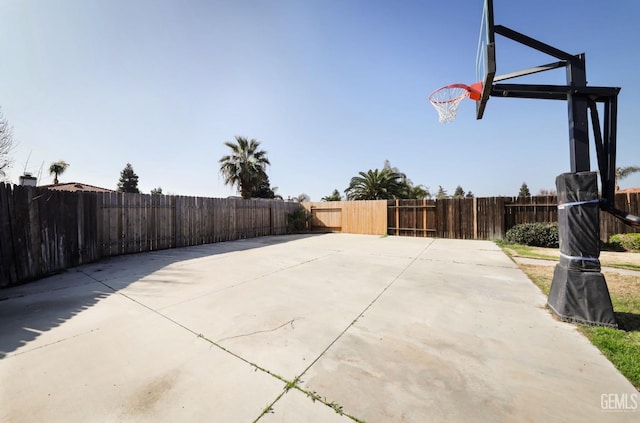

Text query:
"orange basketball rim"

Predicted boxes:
[[429, 82, 482, 124]]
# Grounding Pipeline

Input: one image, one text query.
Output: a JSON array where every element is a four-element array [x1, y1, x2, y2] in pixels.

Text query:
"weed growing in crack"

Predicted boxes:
[[305, 390, 321, 403], [328, 401, 344, 414], [284, 380, 296, 392]]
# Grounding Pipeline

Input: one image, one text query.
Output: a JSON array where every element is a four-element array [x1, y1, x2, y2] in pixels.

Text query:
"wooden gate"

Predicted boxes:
[[302, 201, 387, 235], [387, 199, 436, 237], [310, 207, 342, 232]]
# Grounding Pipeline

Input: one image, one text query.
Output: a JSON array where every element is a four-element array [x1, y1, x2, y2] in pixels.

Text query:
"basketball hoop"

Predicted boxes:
[[429, 82, 482, 123]]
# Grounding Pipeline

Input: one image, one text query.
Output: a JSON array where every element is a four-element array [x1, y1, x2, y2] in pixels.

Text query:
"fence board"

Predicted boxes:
[[0, 184, 15, 285], [13, 186, 31, 281], [82, 192, 98, 264]]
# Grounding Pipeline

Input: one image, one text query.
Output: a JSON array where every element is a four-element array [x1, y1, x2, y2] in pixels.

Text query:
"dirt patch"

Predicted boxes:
[[123, 370, 177, 416], [600, 251, 640, 268], [520, 264, 640, 298], [519, 265, 553, 294]]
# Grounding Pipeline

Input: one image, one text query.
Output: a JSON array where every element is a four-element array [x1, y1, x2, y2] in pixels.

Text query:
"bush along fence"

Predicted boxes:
[[0, 183, 300, 288]]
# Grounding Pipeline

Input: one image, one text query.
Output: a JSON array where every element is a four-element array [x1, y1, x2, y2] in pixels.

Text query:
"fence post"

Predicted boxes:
[[395, 200, 399, 236], [473, 196, 478, 240], [422, 199, 426, 237]]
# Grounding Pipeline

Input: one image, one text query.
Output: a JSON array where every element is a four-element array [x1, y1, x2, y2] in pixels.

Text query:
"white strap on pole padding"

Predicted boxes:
[[557, 199, 599, 210], [560, 253, 600, 262]]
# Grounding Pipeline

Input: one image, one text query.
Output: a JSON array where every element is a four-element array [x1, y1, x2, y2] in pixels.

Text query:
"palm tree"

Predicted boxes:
[[219, 137, 270, 199], [382, 159, 431, 199], [404, 184, 431, 199], [344, 168, 404, 200], [615, 166, 640, 191], [322, 189, 342, 201], [49, 160, 69, 184]]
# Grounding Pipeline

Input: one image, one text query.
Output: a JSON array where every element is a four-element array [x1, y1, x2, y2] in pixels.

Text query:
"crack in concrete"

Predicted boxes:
[[216, 319, 296, 343]]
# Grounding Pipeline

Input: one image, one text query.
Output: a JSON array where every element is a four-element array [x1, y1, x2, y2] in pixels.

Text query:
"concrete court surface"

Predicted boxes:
[[0, 233, 637, 422]]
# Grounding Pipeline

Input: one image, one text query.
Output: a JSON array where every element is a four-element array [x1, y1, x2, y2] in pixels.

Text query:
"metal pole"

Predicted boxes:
[[566, 54, 590, 172]]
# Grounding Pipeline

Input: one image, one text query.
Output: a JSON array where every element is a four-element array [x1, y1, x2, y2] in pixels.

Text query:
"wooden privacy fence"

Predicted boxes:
[[388, 194, 640, 241], [0, 184, 300, 288], [300, 195, 640, 242], [304, 197, 552, 239], [4, 183, 639, 287]]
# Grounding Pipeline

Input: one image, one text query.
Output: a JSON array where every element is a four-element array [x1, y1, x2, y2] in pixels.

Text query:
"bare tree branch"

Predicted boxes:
[[0, 107, 16, 181]]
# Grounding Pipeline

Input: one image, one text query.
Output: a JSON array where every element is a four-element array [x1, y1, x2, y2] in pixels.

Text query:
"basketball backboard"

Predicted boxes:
[[475, 0, 495, 119]]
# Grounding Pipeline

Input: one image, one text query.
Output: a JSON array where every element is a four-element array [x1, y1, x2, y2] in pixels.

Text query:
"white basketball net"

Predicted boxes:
[[429, 85, 471, 124]]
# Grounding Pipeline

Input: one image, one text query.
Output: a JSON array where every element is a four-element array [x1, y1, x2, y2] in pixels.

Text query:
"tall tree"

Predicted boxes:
[[271, 185, 283, 200], [383, 159, 427, 199], [250, 174, 277, 199], [404, 184, 431, 199], [465, 191, 475, 198], [453, 185, 465, 198], [0, 107, 15, 181], [219, 136, 270, 199], [345, 168, 404, 200], [383, 160, 408, 182], [150, 187, 163, 195], [436, 185, 448, 199], [49, 160, 69, 184], [295, 193, 310, 203], [518, 182, 531, 197], [615, 166, 640, 191], [322, 189, 342, 201], [118, 163, 140, 193]]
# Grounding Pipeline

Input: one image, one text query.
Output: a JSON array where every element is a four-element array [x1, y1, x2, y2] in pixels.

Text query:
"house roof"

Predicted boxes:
[[39, 182, 115, 193]]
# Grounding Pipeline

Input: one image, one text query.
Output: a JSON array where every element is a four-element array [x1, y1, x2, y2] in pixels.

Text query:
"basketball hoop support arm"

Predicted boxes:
[[492, 25, 589, 172], [487, 25, 637, 226]]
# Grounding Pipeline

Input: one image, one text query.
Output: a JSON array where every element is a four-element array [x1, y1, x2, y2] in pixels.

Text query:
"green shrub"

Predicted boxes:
[[505, 222, 559, 248], [287, 208, 312, 233], [608, 233, 640, 252]]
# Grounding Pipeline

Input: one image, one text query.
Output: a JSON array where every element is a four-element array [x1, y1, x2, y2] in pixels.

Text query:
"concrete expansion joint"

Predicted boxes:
[[5, 327, 100, 359]]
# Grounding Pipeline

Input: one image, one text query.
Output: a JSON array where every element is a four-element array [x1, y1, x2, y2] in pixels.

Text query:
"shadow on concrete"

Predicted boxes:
[[0, 234, 321, 359]]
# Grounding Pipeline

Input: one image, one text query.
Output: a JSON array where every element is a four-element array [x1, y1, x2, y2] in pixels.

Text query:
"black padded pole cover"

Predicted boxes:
[[547, 172, 617, 327], [556, 171, 600, 270]]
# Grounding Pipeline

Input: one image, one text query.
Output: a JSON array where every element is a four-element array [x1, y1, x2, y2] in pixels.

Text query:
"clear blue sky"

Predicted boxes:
[[1, 0, 639, 200]]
